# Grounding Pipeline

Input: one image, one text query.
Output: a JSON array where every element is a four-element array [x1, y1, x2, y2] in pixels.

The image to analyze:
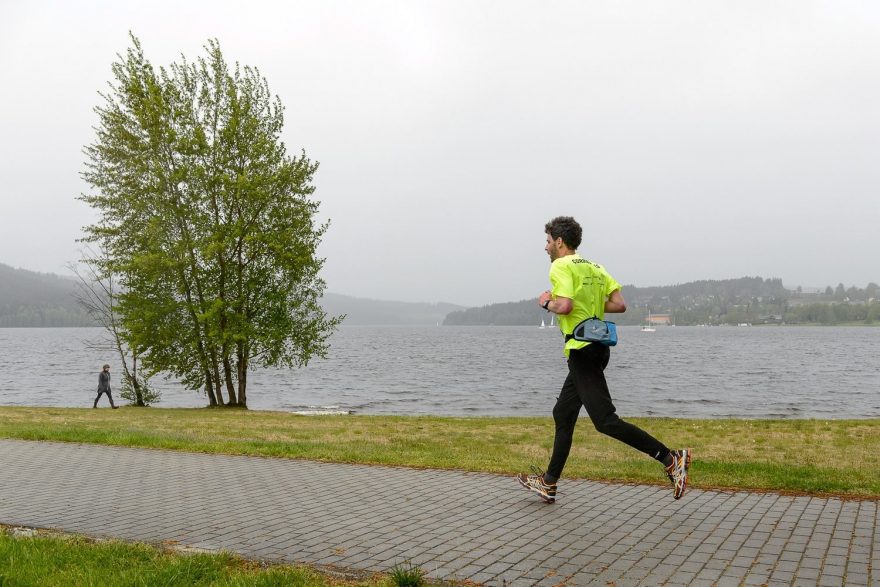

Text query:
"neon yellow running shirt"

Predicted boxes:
[[549, 254, 621, 356]]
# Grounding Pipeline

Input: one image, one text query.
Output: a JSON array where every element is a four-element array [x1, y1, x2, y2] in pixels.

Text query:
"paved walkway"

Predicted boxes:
[[0, 440, 876, 586]]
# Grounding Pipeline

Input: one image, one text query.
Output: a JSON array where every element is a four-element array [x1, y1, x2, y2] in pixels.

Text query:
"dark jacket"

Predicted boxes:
[[98, 370, 111, 392]]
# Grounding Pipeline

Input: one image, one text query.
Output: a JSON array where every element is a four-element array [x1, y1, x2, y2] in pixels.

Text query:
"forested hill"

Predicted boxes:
[[0, 264, 465, 327], [0, 263, 95, 326], [443, 276, 880, 326], [4, 265, 876, 327]]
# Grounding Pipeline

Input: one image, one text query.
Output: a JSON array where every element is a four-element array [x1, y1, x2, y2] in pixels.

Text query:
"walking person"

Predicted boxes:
[[517, 216, 690, 503], [93, 364, 119, 409]]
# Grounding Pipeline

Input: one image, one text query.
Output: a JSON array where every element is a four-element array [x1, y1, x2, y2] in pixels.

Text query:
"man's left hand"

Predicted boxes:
[[538, 290, 552, 308]]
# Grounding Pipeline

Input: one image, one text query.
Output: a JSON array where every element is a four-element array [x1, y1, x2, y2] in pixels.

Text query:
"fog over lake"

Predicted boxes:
[[2, 2, 879, 306]]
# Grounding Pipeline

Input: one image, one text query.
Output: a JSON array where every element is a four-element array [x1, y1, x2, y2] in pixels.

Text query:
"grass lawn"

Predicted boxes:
[[1, 407, 878, 497], [0, 528, 400, 586]]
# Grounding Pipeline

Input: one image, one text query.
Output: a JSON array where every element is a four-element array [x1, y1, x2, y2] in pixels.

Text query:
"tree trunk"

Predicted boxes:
[[205, 369, 218, 406], [234, 242, 247, 409], [211, 358, 226, 405], [109, 304, 140, 407], [173, 259, 215, 408], [223, 355, 238, 405], [133, 354, 144, 406], [236, 342, 247, 408], [165, 172, 229, 410], [214, 197, 237, 406]]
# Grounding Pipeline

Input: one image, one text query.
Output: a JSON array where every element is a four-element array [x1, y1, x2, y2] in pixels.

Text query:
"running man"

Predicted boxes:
[[517, 216, 690, 503]]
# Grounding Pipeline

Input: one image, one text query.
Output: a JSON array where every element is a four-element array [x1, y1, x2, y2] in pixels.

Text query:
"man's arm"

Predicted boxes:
[[538, 291, 573, 315], [604, 289, 627, 313]]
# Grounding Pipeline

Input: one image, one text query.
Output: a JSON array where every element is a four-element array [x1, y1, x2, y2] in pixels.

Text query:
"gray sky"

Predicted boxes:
[[1, 1, 878, 306]]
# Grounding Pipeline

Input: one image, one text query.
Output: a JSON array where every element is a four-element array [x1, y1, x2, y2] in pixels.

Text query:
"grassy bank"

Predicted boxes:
[[0, 528, 400, 586], [0, 407, 878, 497]]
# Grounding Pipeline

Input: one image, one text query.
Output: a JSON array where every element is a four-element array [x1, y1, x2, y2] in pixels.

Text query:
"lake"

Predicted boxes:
[[0, 326, 877, 419]]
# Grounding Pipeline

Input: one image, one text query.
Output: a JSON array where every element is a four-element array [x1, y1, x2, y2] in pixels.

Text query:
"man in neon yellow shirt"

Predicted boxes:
[[517, 216, 691, 503]]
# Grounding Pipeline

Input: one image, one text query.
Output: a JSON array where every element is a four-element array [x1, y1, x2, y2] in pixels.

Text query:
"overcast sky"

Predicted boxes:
[[1, 1, 878, 306]]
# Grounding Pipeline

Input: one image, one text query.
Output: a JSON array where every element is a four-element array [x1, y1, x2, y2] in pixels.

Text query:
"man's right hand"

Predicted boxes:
[[604, 289, 627, 313]]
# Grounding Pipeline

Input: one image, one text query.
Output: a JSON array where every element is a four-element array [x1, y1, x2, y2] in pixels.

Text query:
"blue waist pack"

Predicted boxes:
[[565, 317, 618, 346]]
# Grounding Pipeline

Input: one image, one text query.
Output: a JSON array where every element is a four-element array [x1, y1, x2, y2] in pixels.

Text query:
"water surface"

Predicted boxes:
[[0, 325, 877, 418]]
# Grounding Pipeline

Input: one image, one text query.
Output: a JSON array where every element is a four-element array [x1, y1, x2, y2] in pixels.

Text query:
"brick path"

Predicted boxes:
[[1, 439, 876, 586]]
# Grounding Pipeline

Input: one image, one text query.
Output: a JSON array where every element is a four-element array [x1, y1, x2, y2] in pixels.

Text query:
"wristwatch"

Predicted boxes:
[[542, 299, 551, 311]]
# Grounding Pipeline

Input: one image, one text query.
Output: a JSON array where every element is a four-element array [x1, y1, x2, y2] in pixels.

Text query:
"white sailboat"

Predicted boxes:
[[641, 311, 656, 332], [539, 318, 546, 328]]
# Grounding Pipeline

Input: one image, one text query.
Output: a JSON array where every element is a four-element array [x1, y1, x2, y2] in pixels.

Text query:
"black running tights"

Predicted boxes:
[[546, 343, 669, 481]]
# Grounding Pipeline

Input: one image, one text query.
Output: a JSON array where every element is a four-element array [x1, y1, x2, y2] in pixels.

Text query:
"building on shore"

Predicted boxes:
[[646, 313, 673, 326]]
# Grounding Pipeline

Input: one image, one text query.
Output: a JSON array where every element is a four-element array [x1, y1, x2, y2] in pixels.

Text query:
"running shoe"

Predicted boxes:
[[665, 449, 692, 500], [516, 467, 557, 504]]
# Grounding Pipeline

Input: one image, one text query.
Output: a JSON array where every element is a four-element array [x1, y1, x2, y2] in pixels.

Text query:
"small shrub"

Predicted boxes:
[[120, 373, 161, 407], [389, 562, 425, 587]]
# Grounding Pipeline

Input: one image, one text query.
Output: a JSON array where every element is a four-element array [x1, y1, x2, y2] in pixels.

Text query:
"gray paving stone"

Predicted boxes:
[[770, 569, 796, 583], [693, 567, 724, 583], [796, 565, 820, 580], [822, 563, 846, 577], [1, 439, 878, 586], [713, 548, 739, 561], [743, 574, 770, 586], [729, 555, 756, 569], [818, 575, 845, 587], [845, 573, 870, 586]]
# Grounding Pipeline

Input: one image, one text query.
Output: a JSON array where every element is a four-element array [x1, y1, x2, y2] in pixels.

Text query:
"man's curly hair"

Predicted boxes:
[[544, 216, 582, 250]]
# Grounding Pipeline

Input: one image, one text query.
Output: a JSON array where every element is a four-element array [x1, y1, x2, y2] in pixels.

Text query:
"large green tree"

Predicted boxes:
[[80, 35, 340, 407]]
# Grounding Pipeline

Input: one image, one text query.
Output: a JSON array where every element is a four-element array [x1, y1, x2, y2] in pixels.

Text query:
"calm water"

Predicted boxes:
[[0, 326, 877, 419]]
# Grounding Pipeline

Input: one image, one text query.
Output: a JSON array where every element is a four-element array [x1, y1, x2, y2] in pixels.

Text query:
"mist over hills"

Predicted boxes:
[[2, 263, 876, 327], [0, 263, 463, 327], [321, 293, 464, 326], [0, 263, 93, 326]]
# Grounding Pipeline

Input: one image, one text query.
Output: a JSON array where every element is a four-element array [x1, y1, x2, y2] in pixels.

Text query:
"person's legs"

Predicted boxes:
[[516, 371, 581, 503], [519, 344, 691, 501], [545, 372, 583, 482], [569, 344, 669, 460], [94, 390, 118, 408]]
